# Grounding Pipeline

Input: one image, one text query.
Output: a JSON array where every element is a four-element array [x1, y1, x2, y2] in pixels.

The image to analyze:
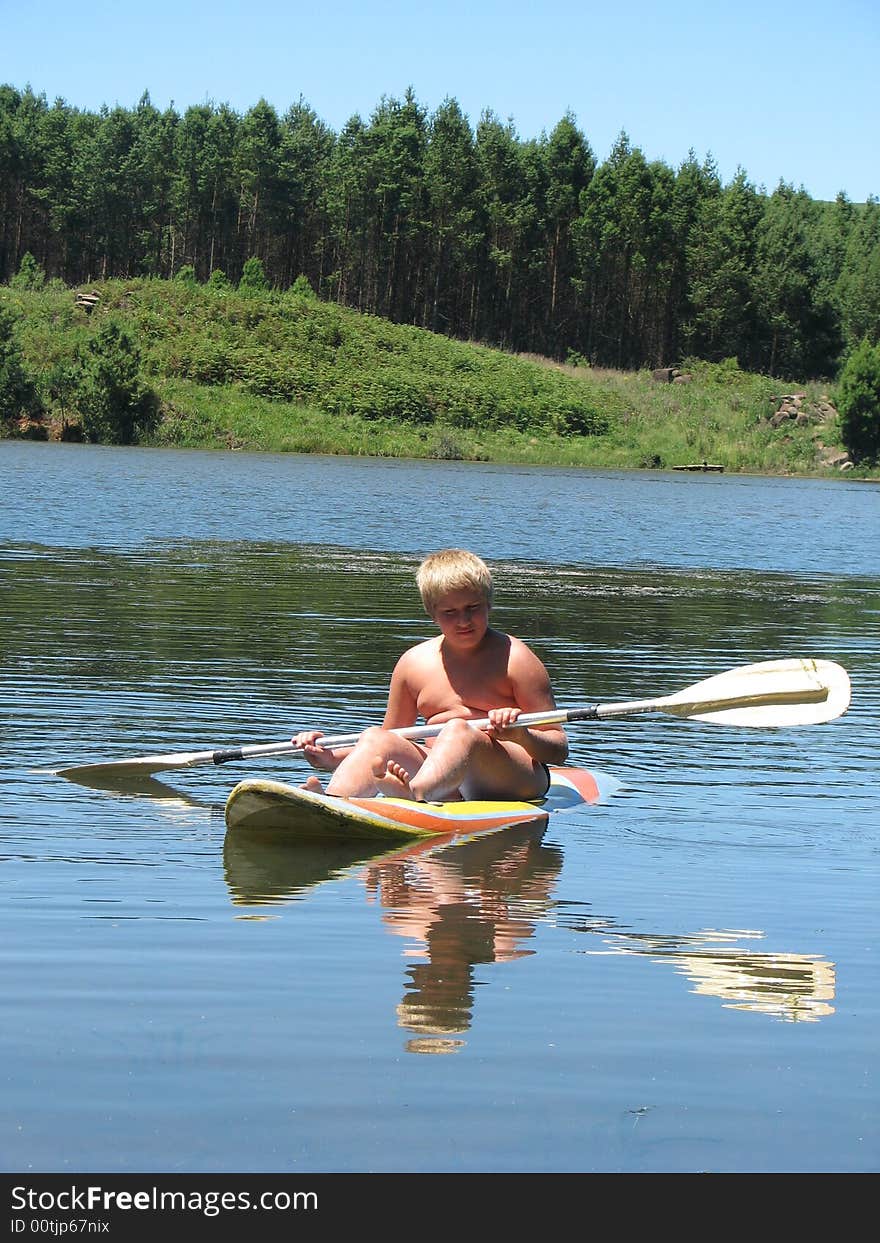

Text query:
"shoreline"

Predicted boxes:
[[4, 427, 875, 483]]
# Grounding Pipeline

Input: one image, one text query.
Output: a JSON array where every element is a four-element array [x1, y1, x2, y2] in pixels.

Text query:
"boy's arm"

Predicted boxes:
[[381, 651, 420, 729], [492, 638, 569, 765], [294, 652, 418, 771]]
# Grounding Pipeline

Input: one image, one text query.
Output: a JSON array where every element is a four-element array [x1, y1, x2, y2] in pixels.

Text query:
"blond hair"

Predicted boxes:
[[415, 548, 494, 614]]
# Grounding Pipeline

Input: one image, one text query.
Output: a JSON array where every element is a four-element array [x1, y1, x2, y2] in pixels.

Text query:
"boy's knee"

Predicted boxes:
[[439, 718, 475, 743]]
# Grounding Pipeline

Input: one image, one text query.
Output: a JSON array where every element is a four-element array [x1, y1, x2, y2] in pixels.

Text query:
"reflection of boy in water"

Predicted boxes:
[[364, 825, 563, 1043], [294, 549, 568, 801]]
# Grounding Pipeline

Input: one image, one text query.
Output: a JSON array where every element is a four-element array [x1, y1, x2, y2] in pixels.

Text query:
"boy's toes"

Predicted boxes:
[[384, 761, 414, 796]]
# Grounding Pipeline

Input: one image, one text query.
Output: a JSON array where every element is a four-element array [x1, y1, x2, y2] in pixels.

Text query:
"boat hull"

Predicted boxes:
[[224, 766, 619, 841]]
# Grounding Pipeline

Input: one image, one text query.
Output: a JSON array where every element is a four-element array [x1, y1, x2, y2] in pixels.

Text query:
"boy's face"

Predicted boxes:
[[430, 588, 490, 649]]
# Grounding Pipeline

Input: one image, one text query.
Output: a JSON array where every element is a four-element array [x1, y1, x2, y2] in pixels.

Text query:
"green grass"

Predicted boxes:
[[2, 277, 874, 478]]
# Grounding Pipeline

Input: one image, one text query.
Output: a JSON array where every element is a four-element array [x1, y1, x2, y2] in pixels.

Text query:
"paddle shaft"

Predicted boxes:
[[200, 709, 576, 768], [193, 680, 831, 769]]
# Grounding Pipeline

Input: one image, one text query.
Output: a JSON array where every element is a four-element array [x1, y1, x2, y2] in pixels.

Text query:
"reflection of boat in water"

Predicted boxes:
[[223, 829, 410, 906], [573, 926, 835, 1022]]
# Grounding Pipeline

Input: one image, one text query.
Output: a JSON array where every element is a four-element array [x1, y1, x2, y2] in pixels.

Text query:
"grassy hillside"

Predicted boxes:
[[2, 277, 868, 477]]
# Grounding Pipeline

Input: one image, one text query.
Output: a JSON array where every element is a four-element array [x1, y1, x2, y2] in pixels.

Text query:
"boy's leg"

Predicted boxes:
[[408, 718, 548, 802], [324, 727, 427, 797]]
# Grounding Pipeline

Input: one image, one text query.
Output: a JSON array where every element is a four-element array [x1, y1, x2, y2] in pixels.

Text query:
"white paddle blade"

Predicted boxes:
[[56, 750, 216, 779], [665, 658, 851, 727]]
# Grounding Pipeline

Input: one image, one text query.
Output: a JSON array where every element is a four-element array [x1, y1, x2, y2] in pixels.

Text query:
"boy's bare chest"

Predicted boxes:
[[414, 643, 515, 720]]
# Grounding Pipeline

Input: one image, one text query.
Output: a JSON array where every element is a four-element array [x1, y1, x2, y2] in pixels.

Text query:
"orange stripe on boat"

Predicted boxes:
[[345, 797, 547, 834]]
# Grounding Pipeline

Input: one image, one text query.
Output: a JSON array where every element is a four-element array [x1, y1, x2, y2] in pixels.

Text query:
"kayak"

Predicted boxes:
[[224, 765, 620, 841]]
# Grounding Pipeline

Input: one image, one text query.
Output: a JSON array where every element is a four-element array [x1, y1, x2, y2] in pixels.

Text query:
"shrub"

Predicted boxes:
[[9, 252, 46, 290], [0, 305, 39, 424], [837, 337, 880, 462], [238, 257, 268, 293], [44, 360, 80, 431], [680, 356, 744, 385], [76, 319, 158, 444], [290, 274, 316, 300]]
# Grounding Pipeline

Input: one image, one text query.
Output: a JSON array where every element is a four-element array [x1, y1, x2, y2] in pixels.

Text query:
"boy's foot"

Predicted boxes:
[[300, 775, 324, 793], [372, 757, 415, 798]]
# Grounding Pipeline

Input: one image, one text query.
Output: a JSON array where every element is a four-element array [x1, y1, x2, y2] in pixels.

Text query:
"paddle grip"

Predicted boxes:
[[565, 707, 601, 722], [212, 747, 246, 765]]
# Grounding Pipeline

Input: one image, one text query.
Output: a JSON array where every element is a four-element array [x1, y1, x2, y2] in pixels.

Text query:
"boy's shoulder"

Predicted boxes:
[[398, 635, 442, 665], [502, 632, 550, 676], [493, 628, 532, 654]]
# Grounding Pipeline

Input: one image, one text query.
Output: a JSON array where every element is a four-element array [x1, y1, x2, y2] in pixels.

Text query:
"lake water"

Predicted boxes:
[[1, 440, 878, 1176]]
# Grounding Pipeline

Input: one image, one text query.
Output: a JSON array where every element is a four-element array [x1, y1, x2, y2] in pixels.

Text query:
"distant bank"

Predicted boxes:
[[2, 277, 873, 479]]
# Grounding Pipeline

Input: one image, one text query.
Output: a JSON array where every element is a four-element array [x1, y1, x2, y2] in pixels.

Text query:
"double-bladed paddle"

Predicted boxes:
[[54, 657, 850, 781]]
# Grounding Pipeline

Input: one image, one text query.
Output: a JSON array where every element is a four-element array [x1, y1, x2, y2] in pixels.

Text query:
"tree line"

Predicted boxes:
[[2, 83, 878, 379]]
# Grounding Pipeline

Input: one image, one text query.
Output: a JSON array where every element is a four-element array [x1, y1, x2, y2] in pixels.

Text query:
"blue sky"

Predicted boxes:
[[3, 0, 877, 202]]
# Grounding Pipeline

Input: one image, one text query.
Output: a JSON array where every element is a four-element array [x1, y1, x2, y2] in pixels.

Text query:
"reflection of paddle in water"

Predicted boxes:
[[566, 923, 835, 1023], [56, 766, 221, 817], [667, 943, 835, 1021]]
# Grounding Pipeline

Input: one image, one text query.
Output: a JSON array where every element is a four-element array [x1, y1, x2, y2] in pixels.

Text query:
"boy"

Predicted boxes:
[[294, 548, 568, 801]]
